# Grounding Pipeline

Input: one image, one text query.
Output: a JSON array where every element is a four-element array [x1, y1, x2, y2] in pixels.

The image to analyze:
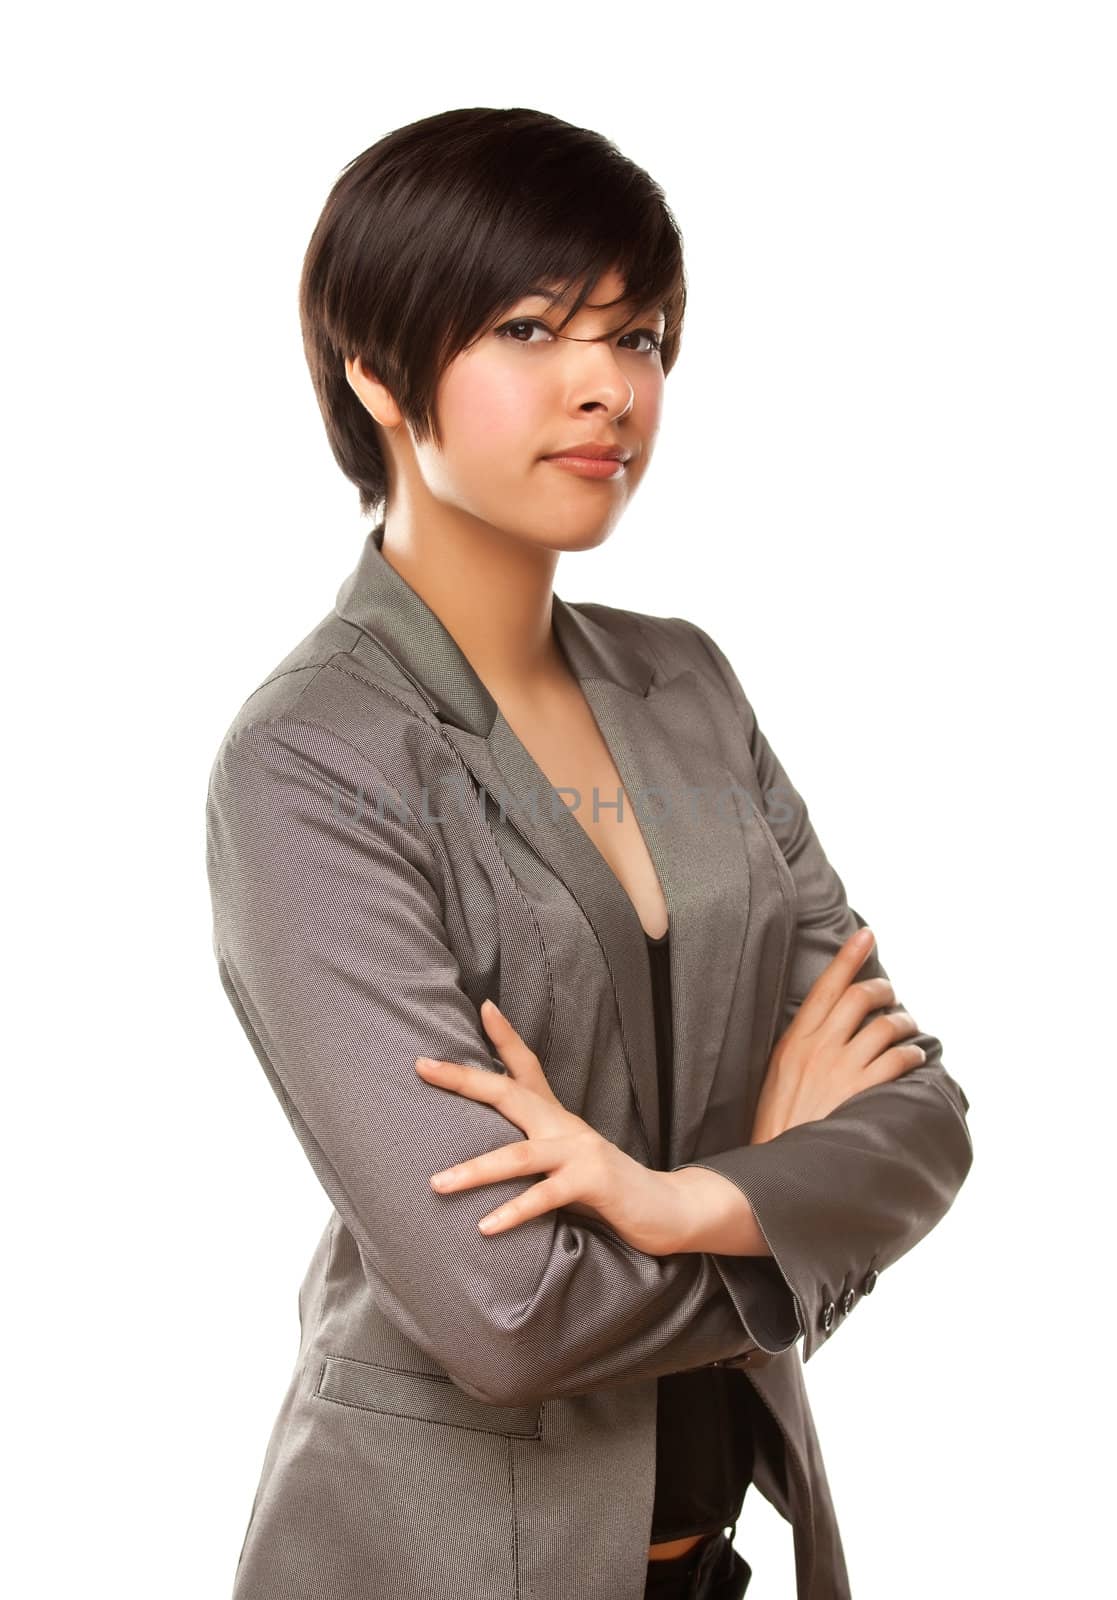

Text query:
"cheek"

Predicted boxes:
[[436, 358, 542, 468], [632, 368, 665, 434]]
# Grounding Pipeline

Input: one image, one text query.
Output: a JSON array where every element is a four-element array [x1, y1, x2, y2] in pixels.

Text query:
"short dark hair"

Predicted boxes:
[[298, 107, 688, 518]]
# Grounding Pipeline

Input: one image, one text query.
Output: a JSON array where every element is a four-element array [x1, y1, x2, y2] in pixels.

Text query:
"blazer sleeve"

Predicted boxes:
[[205, 714, 801, 1409], [669, 621, 975, 1364]]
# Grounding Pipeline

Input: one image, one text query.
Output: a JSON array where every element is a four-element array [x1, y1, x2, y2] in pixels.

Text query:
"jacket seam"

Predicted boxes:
[[235, 635, 365, 726], [243, 707, 445, 875], [508, 1435, 521, 1599], [472, 781, 556, 1076], [316, 659, 556, 1075], [325, 658, 440, 720]]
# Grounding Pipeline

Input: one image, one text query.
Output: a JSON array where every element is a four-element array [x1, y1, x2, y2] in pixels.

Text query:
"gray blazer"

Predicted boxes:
[[205, 522, 974, 1600]]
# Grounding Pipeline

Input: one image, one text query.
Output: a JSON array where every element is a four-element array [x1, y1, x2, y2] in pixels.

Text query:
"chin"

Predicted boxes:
[[526, 506, 626, 554], [561, 522, 617, 553]]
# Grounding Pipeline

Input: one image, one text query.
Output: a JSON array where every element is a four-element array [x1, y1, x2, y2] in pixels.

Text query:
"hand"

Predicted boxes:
[[750, 926, 926, 1144], [415, 999, 690, 1256]]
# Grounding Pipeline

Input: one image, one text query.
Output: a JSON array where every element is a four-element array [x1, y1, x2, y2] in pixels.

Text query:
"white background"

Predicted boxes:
[[5, 3, 1113, 1596]]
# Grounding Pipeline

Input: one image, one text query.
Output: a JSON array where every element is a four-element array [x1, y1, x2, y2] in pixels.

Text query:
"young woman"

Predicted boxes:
[[205, 107, 974, 1600]]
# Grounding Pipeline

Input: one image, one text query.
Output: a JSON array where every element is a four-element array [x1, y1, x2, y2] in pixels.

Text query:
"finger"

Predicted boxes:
[[859, 1040, 928, 1090], [795, 926, 876, 1035], [431, 1135, 567, 1194], [415, 1054, 551, 1137], [480, 999, 545, 1080], [415, 1054, 513, 1105], [816, 975, 896, 1045], [477, 1174, 571, 1235], [844, 1008, 921, 1073]]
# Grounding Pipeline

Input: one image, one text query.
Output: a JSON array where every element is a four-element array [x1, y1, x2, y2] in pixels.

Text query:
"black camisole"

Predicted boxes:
[[645, 927, 756, 1543]]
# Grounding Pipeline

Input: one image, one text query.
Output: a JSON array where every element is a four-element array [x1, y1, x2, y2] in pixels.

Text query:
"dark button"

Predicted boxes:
[[842, 1288, 856, 1315], [863, 1268, 879, 1295], [821, 1299, 835, 1332]]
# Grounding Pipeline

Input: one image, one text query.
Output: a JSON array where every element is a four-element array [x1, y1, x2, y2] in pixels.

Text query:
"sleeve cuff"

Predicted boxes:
[[672, 1158, 803, 1357]]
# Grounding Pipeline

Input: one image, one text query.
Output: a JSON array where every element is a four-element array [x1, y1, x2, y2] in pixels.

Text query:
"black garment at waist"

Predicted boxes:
[[645, 927, 755, 1543]]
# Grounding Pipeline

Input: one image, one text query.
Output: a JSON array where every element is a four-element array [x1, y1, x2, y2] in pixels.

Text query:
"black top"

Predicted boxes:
[[645, 927, 756, 1543]]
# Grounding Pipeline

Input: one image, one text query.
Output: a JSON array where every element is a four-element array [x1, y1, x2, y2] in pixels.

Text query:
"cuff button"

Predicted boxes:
[[842, 1288, 856, 1315], [821, 1300, 836, 1332], [862, 1268, 879, 1295]]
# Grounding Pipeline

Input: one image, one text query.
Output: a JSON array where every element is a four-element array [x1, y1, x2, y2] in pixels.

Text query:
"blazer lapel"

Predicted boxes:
[[334, 524, 752, 1170], [562, 672, 753, 1170]]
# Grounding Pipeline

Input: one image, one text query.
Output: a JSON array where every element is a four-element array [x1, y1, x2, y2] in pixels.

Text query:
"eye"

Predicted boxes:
[[618, 327, 664, 355], [494, 317, 556, 345], [493, 317, 663, 354]]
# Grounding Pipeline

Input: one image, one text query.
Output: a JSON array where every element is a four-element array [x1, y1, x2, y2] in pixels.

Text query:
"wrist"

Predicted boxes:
[[664, 1165, 769, 1257]]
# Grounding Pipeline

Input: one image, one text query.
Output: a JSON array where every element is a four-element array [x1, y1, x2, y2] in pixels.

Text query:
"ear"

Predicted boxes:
[[344, 354, 403, 428]]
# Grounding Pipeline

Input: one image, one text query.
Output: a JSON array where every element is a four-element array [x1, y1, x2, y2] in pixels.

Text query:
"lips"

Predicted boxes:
[[542, 442, 631, 462], [542, 454, 627, 480]]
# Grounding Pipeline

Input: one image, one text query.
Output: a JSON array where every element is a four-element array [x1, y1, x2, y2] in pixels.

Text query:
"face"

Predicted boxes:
[[349, 264, 667, 553]]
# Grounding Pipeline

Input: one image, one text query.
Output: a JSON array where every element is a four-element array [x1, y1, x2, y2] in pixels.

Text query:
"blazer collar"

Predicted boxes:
[[334, 521, 656, 735]]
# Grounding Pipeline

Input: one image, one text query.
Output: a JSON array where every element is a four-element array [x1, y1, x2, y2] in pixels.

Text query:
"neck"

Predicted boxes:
[[378, 507, 565, 695]]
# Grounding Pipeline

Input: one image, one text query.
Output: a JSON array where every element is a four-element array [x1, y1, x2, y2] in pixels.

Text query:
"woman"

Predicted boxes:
[[205, 107, 974, 1600]]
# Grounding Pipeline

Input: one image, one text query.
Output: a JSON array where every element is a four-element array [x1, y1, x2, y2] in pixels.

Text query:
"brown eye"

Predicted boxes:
[[619, 328, 663, 354], [494, 317, 554, 344]]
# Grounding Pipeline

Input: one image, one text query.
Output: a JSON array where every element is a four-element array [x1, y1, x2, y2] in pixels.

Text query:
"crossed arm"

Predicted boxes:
[[207, 715, 802, 1407], [206, 643, 972, 1402], [666, 621, 973, 1362]]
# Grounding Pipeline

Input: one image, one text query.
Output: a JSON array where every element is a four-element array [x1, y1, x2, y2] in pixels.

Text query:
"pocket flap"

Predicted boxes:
[[315, 1353, 543, 1438]]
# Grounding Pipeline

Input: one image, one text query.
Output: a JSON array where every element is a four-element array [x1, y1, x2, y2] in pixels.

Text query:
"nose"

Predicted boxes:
[[561, 334, 635, 420]]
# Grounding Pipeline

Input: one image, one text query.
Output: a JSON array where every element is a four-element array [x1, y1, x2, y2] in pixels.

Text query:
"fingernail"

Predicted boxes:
[[485, 999, 503, 1017], [851, 927, 873, 950]]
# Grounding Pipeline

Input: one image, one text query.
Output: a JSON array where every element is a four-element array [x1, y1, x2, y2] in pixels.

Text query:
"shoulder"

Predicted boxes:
[[565, 599, 756, 720], [205, 608, 441, 832]]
